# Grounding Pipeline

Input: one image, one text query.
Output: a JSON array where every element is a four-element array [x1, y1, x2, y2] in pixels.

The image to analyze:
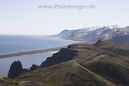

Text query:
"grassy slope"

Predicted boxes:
[[3, 39, 129, 86], [94, 39, 129, 56], [15, 61, 115, 86], [68, 39, 129, 86], [0, 76, 22, 86]]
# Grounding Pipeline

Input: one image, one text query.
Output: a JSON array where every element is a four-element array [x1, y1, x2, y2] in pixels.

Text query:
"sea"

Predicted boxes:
[[0, 35, 77, 77]]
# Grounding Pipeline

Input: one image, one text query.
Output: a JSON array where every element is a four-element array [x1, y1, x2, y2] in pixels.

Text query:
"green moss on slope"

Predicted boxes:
[[15, 61, 115, 86], [0, 77, 22, 86]]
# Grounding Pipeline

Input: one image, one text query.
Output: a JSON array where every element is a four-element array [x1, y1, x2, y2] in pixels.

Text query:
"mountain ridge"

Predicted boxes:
[[4, 39, 129, 86], [57, 25, 129, 43], [14, 61, 115, 86]]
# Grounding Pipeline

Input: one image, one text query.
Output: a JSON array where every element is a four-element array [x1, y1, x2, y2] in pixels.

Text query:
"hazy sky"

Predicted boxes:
[[0, 0, 129, 35]]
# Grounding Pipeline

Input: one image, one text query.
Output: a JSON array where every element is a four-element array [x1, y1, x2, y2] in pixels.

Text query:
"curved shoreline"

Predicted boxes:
[[0, 45, 67, 59]]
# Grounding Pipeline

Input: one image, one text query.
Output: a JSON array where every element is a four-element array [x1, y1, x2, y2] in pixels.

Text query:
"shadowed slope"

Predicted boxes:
[[40, 48, 78, 68], [109, 35, 129, 46], [93, 39, 129, 56], [15, 61, 115, 86], [66, 40, 129, 86], [7, 39, 129, 86], [83, 53, 129, 86]]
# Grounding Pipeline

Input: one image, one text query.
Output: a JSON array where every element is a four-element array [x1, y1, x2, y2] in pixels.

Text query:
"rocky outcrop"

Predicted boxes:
[[29, 64, 38, 71], [40, 48, 78, 68], [8, 60, 24, 79], [7, 48, 78, 79]]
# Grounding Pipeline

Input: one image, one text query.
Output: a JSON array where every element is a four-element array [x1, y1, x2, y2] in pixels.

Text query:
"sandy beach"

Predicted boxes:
[[0, 45, 67, 59]]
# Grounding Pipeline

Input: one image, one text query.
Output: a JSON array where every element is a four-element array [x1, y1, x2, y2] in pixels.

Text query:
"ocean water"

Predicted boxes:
[[0, 35, 77, 77], [0, 35, 75, 54], [0, 53, 54, 77]]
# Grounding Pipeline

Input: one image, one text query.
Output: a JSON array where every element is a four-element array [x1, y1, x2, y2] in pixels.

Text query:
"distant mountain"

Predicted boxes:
[[5, 39, 129, 86], [123, 26, 129, 33], [57, 25, 129, 42], [109, 35, 129, 46]]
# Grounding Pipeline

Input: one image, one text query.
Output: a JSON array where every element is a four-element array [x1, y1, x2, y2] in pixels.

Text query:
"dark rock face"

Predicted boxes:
[[93, 38, 104, 45], [8, 60, 23, 79], [30, 64, 38, 71], [7, 48, 78, 78], [40, 48, 78, 68]]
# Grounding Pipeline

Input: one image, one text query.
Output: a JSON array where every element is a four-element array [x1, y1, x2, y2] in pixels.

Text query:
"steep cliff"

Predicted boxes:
[[40, 48, 78, 68], [8, 60, 24, 79]]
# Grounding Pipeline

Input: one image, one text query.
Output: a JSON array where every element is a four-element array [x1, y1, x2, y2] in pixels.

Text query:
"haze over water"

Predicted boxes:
[[0, 35, 75, 54]]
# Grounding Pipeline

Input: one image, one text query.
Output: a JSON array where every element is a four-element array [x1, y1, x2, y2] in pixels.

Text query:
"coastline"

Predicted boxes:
[[0, 45, 68, 59]]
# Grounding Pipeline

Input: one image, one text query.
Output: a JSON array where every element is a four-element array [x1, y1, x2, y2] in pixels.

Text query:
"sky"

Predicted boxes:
[[0, 0, 129, 35]]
